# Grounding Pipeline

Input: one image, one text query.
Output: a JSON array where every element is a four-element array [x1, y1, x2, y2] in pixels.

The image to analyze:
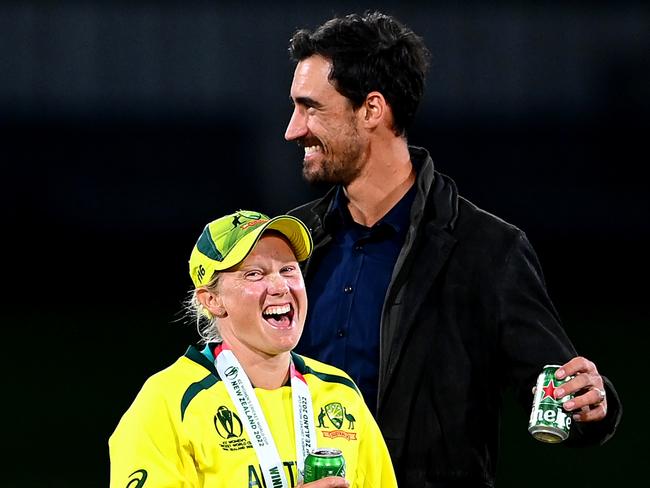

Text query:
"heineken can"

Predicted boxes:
[[303, 448, 346, 482], [528, 364, 574, 443]]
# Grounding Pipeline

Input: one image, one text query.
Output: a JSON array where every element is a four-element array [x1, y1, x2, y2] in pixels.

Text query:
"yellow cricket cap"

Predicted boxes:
[[189, 210, 313, 288]]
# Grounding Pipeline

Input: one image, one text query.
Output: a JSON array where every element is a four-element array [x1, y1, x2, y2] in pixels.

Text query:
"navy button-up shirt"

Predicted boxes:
[[296, 184, 415, 414]]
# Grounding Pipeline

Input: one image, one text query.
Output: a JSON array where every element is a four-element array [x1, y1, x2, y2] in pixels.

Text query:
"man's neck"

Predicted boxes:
[[345, 138, 415, 227]]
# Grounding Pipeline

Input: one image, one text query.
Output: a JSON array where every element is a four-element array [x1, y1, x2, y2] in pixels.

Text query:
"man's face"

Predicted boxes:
[[285, 55, 367, 185]]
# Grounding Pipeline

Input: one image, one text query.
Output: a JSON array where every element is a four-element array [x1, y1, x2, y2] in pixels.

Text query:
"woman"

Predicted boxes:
[[109, 210, 397, 488]]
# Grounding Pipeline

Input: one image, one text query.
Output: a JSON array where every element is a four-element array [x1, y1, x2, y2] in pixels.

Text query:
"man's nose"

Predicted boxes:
[[285, 107, 308, 141]]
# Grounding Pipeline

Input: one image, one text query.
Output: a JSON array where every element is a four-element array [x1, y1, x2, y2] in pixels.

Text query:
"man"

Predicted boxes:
[[284, 11, 622, 487]]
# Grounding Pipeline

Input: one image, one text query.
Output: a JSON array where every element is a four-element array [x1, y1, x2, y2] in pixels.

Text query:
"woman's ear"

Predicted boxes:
[[196, 288, 227, 318]]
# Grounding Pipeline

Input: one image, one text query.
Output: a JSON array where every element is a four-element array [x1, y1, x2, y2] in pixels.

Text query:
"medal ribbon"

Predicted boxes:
[[214, 343, 317, 486], [290, 359, 317, 480]]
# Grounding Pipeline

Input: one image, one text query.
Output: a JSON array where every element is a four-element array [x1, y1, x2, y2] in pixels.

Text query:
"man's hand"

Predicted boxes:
[[554, 356, 608, 422]]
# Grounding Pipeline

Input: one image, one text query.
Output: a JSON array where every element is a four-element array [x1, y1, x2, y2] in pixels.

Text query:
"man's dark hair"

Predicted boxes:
[[288, 11, 430, 136]]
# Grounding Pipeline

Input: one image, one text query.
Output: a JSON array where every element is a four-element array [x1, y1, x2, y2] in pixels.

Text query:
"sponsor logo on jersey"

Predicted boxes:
[[316, 402, 357, 441], [125, 469, 147, 488], [214, 405, 252, 451], [215, 405, 243, 439]]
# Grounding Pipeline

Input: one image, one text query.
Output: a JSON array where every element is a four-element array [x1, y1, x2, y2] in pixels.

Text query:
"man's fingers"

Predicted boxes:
[[572, 401, 608, 422]]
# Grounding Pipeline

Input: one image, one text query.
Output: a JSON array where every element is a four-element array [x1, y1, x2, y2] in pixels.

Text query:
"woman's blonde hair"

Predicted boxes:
[[185, 272, 222, 343]]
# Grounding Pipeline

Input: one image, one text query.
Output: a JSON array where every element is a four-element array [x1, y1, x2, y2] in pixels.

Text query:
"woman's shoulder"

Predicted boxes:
[[292, 353, 360, 395], [129, 352, 215, 409]]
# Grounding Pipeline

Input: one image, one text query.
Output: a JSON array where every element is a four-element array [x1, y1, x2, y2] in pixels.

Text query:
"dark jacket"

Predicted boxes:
[[289, 146, 621, 487]]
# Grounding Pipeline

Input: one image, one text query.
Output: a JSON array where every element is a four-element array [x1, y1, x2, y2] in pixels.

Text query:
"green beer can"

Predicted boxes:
[[528, 364, 574, 443], [303, 448, 346, 482]]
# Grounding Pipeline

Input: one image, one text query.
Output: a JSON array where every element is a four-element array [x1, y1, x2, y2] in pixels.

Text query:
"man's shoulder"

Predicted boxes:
[[448, 195, 534, 265], [456, 195, 522, 236], [424, 169, 523, 242]]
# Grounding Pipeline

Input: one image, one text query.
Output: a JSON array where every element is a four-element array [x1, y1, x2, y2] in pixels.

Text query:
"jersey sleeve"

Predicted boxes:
[[354, 402, 398, 488], [109, 377, 198, 487]]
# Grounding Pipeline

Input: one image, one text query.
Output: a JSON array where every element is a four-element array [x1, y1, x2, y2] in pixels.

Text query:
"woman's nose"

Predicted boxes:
[[268, 274, 290, 295]]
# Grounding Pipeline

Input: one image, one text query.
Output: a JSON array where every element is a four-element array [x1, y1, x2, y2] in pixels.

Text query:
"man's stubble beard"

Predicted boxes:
[[302, 126, 365, 186]]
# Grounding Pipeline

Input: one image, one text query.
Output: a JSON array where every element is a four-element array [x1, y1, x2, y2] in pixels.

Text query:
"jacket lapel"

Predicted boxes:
[[377, 159, 460, 407], [378, 224, 456, 405]]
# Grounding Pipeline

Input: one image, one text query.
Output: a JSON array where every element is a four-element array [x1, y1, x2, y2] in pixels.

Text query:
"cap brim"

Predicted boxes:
[[197, 215, 313, 283], [262, 215, 313, 262]]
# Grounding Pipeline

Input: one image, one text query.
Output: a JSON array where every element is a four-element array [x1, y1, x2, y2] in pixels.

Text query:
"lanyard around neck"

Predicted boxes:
[[214, 343, 317, 486]]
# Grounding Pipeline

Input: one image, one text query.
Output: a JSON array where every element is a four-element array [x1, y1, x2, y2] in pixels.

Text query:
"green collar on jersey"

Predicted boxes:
[[180, 344, 359, 421]]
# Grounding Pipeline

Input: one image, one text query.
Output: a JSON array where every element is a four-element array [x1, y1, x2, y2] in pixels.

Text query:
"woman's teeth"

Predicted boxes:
[[263, 304, 291, 317]]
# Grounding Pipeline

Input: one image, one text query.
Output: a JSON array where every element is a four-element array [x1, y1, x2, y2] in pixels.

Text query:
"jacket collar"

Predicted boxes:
[[307, 145, 457, 233], [408, 145, 458, 233]]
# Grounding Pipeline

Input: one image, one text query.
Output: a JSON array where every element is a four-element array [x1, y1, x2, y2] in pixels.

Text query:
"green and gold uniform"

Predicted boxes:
[[109, 345, 396, 488]]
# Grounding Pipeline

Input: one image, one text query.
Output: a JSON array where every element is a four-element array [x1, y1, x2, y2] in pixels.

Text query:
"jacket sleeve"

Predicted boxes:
[[495, 230, 621, 446], [109, 378, 198, 487], [354, 402, 398, 488]]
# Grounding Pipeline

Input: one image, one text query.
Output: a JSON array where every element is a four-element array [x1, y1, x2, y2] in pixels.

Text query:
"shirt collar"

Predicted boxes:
[[322, 186, 351, 232], [381, 183, 416, 234], [323, 181, 416, 234]]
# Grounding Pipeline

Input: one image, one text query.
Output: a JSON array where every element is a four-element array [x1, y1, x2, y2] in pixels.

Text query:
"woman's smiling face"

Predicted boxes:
[[215, 233, 307, 357]]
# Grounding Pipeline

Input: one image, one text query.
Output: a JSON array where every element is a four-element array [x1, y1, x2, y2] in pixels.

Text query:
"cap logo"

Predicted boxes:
[[240, 218, 267, 230], [196, 211, 270, 269], [196, 264, 207, 283]]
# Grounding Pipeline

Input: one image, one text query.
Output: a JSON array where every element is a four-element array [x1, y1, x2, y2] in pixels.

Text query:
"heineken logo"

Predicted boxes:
[[542, 380, 558, 400], [531, 405, 572, 430], [529, 367, 573, 443]]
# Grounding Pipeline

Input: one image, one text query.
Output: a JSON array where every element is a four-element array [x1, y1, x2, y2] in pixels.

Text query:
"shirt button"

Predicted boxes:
[[337, 329, 346, 337], [343, 286, 353, 294]]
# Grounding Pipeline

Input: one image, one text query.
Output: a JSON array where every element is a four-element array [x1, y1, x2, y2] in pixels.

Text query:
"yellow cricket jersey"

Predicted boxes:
[[109, 345, 397, 488]]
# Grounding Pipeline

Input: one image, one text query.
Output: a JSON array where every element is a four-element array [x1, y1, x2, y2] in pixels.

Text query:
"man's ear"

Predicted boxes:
[[361, 91, 388, 128], [196, 288, 227, 318]]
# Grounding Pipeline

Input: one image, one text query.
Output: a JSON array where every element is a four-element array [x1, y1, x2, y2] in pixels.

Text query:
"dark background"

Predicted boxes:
[[2, 1, 648, 486]]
